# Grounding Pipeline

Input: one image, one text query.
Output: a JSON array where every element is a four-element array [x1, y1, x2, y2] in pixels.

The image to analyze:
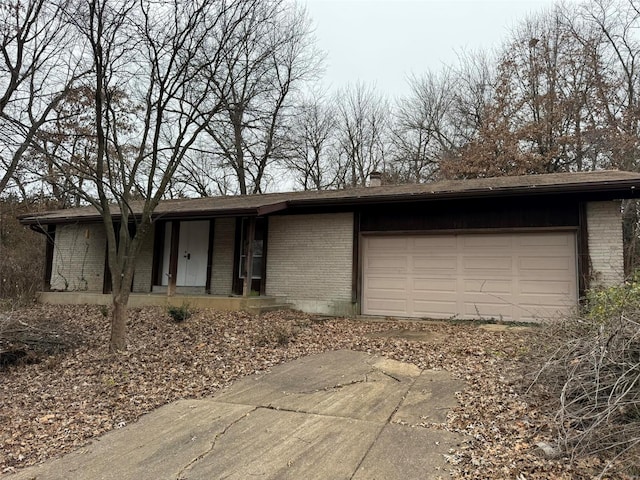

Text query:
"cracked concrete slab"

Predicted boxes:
[[10, 350, 465, 480], [352, 424, 463, 480], [9, 400, 254, 480], [180, 408, 381, 480], [392, 370, 466, 425], [214, 350, 419, 422]]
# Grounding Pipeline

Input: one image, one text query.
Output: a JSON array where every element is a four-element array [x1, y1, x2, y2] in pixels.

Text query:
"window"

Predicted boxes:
[[238, 218, 265, 280]]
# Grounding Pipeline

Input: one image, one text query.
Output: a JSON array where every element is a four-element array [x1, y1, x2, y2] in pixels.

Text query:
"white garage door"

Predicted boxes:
[[362, 232, 577, 321]]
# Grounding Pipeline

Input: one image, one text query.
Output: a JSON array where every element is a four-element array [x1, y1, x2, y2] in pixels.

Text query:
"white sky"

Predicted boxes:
[[303, 0, 563, 99]]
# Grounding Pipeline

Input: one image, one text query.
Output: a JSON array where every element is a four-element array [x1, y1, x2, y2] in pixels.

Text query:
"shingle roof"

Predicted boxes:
[[18, 170, 640, 225]]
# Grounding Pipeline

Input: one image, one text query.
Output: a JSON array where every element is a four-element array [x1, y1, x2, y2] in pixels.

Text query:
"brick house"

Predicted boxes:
[[18, 171, 640, 321]]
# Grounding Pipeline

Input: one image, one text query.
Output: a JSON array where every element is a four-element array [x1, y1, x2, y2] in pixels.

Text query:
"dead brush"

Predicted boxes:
[[531, 312, 640, 478], [0, 314, 79, 368]]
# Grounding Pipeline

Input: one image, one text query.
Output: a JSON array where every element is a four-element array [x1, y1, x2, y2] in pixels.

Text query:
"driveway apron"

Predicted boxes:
[[10, 350, 465, 480]]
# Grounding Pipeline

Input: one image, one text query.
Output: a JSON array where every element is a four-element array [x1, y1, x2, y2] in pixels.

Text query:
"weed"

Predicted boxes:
[[167, 303, 191, 322]]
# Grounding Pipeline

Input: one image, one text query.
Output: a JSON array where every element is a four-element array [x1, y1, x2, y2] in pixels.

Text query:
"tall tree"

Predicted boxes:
[[197, 0, 321, 195], [335, 82, 390, 187], [440, 5, 606, 178], [579, 0, 640, 171], [390, 71, 456, 183], [48, 0, 252, 352], [0, 0, 85, 196], [284, 91, 338, 190]]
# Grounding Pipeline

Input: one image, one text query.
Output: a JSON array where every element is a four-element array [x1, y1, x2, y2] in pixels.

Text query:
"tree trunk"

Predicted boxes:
[[109, 291, 129, 352]]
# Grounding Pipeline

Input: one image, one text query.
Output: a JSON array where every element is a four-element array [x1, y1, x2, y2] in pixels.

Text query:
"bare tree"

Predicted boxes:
[[390, 71, 456, 183], [195, 0, 321, 195], [284, 91, 339, 190], [45, 0, 252, 352], [578, 0, 640, 171], [0, 0, 85, 196], [449, 49, 497, 146], [335, 82, 390, 187], [173, 150, 236, 197]]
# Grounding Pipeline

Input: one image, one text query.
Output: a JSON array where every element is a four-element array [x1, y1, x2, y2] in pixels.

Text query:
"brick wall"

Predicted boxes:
[[210, 217, 235, 295], [587, 201, 624, 287], [51, 223, 106, 292], [266, 213, 354, 315], [132, 224, 154, 293]]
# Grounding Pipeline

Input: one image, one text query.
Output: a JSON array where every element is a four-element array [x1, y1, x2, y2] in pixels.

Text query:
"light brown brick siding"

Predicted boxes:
[[51, 223, 106, 292], [132, 224, 154, 293], [210, 217, 235, 295], [266, 213, 354, 315], [587, 201, 624, 287]]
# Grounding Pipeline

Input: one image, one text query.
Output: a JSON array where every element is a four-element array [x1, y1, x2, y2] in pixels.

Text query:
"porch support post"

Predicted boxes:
[[43, 225, 56, 291], [242, 216, 256, 297], [168, 221, 180, 296]]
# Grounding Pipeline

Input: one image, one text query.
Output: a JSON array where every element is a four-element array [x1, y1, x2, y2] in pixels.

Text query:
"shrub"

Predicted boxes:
[[585, 272, 640, 322], [167, 303, 191, 322]]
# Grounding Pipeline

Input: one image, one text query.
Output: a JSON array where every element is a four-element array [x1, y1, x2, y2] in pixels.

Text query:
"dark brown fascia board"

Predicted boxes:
[[256, 201, 289, 216], [287, 180, 640, 208], [147, 201, 288, 220], [18, 203, 291, 226]]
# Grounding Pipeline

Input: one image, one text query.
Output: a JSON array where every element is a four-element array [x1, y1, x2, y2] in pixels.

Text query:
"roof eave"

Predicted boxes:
[[17, 177, 640, 225], [18, 202, 290, 226], [288, 181, 640, 208]]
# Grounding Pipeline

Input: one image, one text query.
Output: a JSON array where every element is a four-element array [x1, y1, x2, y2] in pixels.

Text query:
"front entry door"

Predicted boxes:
[[161, 220, 210, 286]]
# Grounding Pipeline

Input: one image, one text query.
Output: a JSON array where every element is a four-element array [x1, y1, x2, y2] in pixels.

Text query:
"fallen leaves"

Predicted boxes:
[[0, 305, 622, 478]]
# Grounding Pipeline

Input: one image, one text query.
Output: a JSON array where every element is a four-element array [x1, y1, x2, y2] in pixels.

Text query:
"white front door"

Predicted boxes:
[[161, 220, 210, 286]]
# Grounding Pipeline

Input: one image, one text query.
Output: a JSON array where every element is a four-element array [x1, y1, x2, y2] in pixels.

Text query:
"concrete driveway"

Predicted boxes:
[[10, 350, 465, 480]]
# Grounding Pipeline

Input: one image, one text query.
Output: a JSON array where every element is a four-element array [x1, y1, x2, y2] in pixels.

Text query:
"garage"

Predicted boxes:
[[362, 232, 578, 321]]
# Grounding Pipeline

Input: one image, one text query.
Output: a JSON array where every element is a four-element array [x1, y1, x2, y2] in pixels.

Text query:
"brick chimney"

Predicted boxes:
[[369, 171, 382, 187]]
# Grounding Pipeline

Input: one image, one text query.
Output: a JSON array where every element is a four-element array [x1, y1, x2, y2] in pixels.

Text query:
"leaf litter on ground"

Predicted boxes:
[[0, 305, 629, 478]]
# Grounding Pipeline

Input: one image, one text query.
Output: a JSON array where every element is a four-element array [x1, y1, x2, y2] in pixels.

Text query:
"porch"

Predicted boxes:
[[36, 292, 290, 315]]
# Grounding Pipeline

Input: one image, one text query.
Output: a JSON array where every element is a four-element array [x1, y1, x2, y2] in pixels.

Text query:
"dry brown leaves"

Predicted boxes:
[[0, 305, 626, 478]]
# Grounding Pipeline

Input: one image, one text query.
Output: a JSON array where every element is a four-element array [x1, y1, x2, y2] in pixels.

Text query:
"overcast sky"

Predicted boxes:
[[302, 0, 563, 99]]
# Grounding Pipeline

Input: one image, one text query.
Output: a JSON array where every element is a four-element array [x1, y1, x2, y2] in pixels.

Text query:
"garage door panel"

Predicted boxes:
[[519, 256, 573, 271], [365, 287, 407, 302], [362, 233, 577, 322], [463, 292, 513, 304], [463, 256, 512, 271], [366, 299, 409, 315], [520, 280, 572, 295], [413, 255, 457, 271], [412, 293, 459, 305], [412, 236, 457, 250], [366, 290, 407, 302], [461, 235, 512, 248], [413, 277, 457, 293], [366, 256, 409, 271], [518, 295, 576, 307], [366, 276, 406, 289], [367, 237, 408, 251], [518, 233, 572, 247], [463, 301, 513, 319], [463, 279, 512, 294], [413, 300, 458, 316]]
